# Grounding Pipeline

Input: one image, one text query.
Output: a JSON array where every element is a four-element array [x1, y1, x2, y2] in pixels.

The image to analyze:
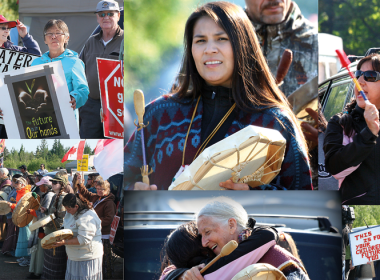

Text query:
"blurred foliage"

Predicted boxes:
[[352, 205, 380, 228], [319, 0, 380, 55], [1, 140, 94, 173], [0, 0, 18, 20], [124, 0, 199, 102]]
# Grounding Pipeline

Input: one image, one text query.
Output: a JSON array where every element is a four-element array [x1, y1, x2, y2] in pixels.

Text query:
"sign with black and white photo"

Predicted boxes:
[[0, 47, 39, 73], [0, 61, 80, 139]]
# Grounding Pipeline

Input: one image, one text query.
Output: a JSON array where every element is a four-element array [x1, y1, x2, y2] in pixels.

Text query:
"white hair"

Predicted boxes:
[[196, 196, 248, 232], [0, 168, 9, 177]]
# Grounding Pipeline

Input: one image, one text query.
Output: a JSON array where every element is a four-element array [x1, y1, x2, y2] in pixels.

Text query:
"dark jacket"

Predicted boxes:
[[324, 106, 380, 204], [78, 184, 116, 235], [3, 33, 41, 56]]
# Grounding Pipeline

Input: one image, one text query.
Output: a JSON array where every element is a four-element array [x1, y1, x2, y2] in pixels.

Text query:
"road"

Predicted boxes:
[[0, 242, 124, 279]]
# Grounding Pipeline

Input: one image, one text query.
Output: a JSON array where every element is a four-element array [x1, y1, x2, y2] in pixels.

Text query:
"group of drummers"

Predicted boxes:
[[0, 167, 117, 280]]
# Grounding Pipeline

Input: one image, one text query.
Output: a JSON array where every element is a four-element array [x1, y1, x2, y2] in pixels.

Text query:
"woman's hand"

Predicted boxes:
[[134, 182, 157, 190], [0, 108, 3, 116], [180, 264, 205, 280], [52, 240, 65, 248], [40, 207, 46, 213], [16, 20, 28, 38], [364, 103, 380, 136], [69, 96, 76, 109], [220, 179, 249, 190]]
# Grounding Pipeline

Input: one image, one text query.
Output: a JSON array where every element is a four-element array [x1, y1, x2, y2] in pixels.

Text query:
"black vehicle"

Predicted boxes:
[[125, 212, 341, 280], [320, 47, 380, 119]]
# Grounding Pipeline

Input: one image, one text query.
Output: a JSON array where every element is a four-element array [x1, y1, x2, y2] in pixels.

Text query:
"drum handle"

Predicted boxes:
[[50, 214, 58, 231]]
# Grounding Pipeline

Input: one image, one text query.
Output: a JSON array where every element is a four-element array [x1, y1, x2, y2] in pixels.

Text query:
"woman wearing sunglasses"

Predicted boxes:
[[324, 53, 380, 204], [0, 15, 41, 55]]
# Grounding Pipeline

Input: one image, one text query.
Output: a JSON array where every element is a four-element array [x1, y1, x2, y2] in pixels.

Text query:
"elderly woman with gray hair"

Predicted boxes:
[[26, 176, 55, 279], [161, 197, 308, 280]]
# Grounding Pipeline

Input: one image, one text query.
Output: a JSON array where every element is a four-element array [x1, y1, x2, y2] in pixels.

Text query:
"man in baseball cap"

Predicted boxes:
[[79, 0, 123, 139]]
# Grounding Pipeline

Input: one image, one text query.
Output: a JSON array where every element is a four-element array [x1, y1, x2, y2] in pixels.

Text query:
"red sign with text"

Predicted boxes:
[[109, 215, 120, 245], [97, 58, 124, 139], [349, 225, 380, 266]]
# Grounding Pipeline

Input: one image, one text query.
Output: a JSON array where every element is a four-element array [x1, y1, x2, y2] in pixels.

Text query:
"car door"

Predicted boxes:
[[321, 76, 354, 121]]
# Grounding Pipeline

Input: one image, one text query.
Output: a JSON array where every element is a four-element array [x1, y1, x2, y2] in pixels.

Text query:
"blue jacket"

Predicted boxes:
[[3, 33, 41, 56], [31, 49, 89, 109]]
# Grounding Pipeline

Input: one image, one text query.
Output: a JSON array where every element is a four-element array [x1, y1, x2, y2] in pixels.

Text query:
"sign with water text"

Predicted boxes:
[[0, 48, 39, 73], [97, 58, 124, 139]]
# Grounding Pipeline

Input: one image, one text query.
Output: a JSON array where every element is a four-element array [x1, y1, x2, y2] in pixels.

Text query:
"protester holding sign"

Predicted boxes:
[[0, 15, 42, 138], [79, 0, 123, 138], [77, 179, 116, 279], [0, 15, 41, 56], [31, 19, 89, 114]]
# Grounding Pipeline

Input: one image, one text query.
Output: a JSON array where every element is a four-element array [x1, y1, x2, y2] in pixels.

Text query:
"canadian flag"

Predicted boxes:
[[93, 139, 123, 180], [61, 140, 86, 163]]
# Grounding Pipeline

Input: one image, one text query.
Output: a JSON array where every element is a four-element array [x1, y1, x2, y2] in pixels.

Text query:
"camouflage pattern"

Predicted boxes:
[[250, 2, 318, 97]]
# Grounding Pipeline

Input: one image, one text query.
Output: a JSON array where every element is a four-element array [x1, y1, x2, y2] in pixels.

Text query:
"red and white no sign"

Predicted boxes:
[[97, 58, 124, 139]]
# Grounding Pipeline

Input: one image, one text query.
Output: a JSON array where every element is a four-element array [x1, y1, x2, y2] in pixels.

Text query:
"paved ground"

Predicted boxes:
[[0, 243, 124, 280]]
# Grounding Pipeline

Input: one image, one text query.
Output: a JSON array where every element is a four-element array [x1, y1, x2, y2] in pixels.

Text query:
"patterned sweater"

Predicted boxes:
[[124, 94, 312, 190]]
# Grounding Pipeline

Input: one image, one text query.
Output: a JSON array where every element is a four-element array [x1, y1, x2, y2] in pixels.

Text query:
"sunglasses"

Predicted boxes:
[[98, 12, 115, 17], [52, 181, 60, 185], [0, 27, 11, 31], [355, 70, 380, 82]]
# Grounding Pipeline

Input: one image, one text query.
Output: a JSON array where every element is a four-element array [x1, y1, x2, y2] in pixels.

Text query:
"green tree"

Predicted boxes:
[[0, 0, 18, 21], [352, 205, 380, 228], [84, 142, 93, 155], [319, 0, 380, 55], [124, 0, 199, 101]]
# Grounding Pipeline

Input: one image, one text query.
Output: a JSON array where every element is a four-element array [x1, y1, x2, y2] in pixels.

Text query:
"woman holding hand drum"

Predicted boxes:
[[124, 1, 311, 191], [52, 193, 103, 280]]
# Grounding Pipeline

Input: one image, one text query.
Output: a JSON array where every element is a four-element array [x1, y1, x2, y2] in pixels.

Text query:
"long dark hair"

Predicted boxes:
[[169, 2, 306, 150], [161, 221, 214, 272], [339, 53, 380, 136], [62, 193, 92, 216]]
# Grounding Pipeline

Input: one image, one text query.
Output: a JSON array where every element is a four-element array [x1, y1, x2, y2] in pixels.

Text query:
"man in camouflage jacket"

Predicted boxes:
[[245, 0, 317, 97]]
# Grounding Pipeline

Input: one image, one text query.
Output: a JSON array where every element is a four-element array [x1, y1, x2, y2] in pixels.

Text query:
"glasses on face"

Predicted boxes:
[[355, 70, 380, 82], [0, 27, 11, 31], [52, 181, 60, 185], [98, 12, 115, 18], [44, 32, 65, 38]]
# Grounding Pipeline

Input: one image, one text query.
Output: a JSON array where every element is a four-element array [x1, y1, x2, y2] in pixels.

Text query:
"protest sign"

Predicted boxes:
[[109, 215, 120, 245], [349, 225, 380, 266], [0, 61, 80, 139], [0, 48, 39, 125], [0, 47, 39, 73], [77, 154, 89, 172], [97, 58, 124, 139]]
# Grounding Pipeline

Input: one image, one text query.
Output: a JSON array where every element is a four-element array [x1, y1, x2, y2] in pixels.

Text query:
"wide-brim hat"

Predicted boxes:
[[0, 15, 16, 28], [95, 0, 119, 13], [49, 174, 68, 185]]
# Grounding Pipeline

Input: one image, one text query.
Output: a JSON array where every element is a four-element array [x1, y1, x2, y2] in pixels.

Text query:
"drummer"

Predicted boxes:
[[125, 1, 312, 191], [1, 174, 21, 256], [26, 176, 55, 279], [6, 177, 32, 266], [0, 168, 11, 243], [39, 173, 68, 280], [52, 193, 103, 280]]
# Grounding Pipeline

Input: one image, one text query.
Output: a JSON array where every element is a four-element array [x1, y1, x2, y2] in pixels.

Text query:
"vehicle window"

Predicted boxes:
[[323, 78, 352, 121]]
